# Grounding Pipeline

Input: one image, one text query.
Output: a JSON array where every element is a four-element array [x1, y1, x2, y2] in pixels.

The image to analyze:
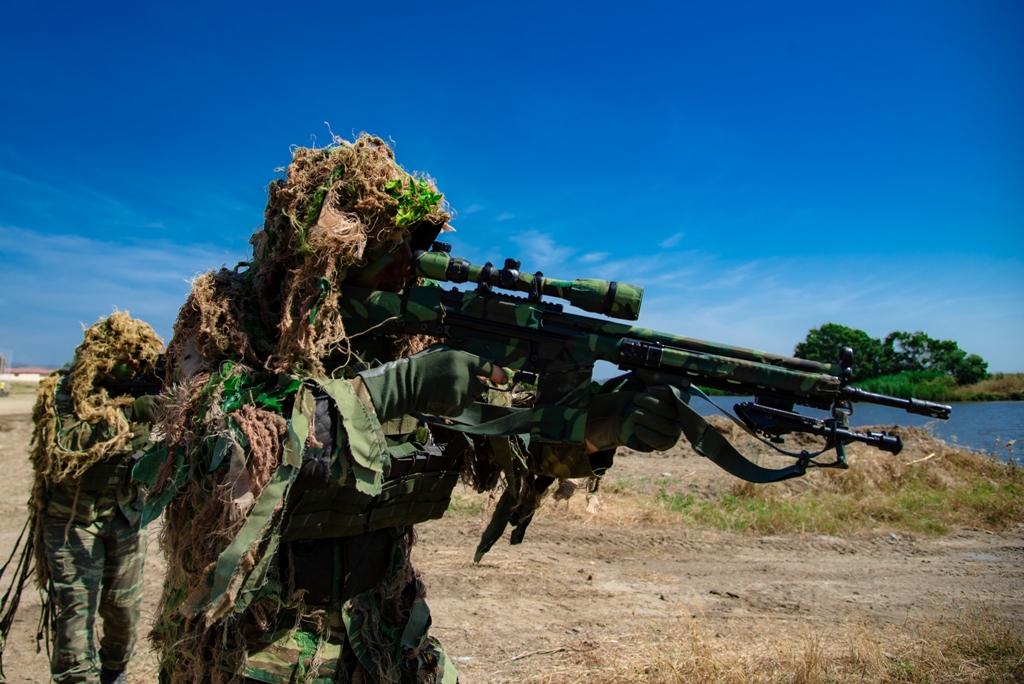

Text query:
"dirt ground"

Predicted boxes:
[[1, 392, 1021, 683]]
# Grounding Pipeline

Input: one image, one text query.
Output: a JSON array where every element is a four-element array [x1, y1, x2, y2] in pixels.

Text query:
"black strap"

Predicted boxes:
[[676, 398, 806, 483], [419, 396, 808, 483], [413, 403, 533, 437]]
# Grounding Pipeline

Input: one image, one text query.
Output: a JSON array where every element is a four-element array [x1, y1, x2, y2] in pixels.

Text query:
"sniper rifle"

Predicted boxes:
[[338, 243, 951, 484]]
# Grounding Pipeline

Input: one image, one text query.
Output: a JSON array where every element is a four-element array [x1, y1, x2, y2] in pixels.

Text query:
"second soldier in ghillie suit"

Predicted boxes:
[[30, 312, 164, 684], [145, 134, 688, 684]]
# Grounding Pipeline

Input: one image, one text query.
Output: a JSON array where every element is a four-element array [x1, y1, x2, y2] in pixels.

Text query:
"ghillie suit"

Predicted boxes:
[[145, 134, 594, 684], [148, 135, 455, 684], [5, 312, 164, 683]]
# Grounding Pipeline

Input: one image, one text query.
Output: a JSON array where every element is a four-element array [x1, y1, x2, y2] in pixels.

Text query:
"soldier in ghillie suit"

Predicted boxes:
[[145, 134, 687, 684], [29, 312, 164, 684]]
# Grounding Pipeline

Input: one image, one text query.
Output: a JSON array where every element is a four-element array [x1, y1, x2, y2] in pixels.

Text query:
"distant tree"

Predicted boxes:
[[881, 331, 934, 374], [793, 323, 883, 381], [950, 353, 988, 385], [879, 331, 988, 384], [797, 325, 989, 386]]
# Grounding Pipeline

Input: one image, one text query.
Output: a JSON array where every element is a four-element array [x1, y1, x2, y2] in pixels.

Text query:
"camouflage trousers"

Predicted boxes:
[[42, 510, 147, 683], [239, 628, 457, 684]]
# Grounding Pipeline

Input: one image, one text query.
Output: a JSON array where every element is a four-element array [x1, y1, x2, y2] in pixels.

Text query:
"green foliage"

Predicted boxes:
[[220, 369, 301, 414], [795, 323, 989, 386], [857, 370, 1024, 402], [954, 353, 989, 385], [854, 370, 958, 401], [794, 323, 883, 381], [386, 176, 443, 227]]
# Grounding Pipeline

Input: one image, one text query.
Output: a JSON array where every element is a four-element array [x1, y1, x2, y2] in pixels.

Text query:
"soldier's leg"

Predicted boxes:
[[97, 513, 147, 675], [42, 514, 104, 684]]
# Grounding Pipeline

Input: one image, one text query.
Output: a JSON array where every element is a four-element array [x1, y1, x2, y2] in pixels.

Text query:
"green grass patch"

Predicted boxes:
[[620, 446, 1024, 536], [2, 381, 42, 396], [446, 492, 485, 516]]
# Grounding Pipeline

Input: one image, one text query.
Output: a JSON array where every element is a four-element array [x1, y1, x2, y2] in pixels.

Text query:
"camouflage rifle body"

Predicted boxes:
[[338, 244, 951, 483]]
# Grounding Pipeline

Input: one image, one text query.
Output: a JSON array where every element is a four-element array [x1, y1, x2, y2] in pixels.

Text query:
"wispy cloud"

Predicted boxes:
[[509, 230, 576, 270], [496, 212, 515, 221], [631, 254, 1024, 372], [659, 231, 685, 248], [0, 149, 261, 243], [0, 225, 244, 365], [491, 227, 1023, 372]]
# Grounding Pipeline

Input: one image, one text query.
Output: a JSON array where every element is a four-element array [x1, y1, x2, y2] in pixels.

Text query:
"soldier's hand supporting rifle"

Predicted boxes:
[[357, 345, 692, 457], [357, 345, 509, 422], [584, 380, 688, 454]]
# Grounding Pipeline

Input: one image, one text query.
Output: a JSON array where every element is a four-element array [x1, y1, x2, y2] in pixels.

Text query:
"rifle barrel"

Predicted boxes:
[[839, 386, 951, 419]]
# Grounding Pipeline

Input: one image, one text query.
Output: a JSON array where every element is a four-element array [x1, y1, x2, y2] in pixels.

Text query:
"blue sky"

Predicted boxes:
[[1, 1, 1021, 371]]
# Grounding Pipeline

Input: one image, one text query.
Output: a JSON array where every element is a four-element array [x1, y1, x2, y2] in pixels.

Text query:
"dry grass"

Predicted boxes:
[[598, 425, 1024, 537], [964, 373, 1024, 395], [445, 423, 1024, 539], [515, 608, 1023, 683]]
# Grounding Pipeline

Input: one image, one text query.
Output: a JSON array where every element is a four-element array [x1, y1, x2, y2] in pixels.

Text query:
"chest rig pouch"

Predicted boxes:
[[281, 415, 468, 543]]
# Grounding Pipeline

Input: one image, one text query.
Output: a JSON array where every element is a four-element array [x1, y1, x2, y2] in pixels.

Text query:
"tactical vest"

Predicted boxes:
[[281, 417, 471, 542]]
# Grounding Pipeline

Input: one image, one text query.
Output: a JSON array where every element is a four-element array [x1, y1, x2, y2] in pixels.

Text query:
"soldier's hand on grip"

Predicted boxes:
[[585, 385, 689, 453], [130, 395, 161, 424], [358, 345, 507, 423]]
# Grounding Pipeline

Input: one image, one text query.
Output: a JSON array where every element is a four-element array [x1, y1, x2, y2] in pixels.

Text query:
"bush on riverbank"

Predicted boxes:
[[856, 371, 1024, 402], [958, 372, 1024, 401]]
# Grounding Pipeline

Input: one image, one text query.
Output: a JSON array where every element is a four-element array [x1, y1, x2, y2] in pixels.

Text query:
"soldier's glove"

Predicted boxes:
[[357, 345, 497, 423], [585, 385, 689, 453], [130, 395, 161, 424]]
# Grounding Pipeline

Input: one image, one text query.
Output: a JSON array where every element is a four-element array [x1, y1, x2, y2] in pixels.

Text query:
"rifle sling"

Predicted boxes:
[[412, 403, 533, 437], [676, 399, 806, 483], [416, 401, 805, 483]]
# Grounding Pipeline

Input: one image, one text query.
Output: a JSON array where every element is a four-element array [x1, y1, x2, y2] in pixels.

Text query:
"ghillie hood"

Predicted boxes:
[[31, 311, 164, 484], [166, 134, 451, 379]]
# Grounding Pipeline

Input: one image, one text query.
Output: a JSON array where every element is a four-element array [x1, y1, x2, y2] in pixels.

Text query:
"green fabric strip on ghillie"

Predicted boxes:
[[341, 529, 433, 684], [153, 135, 454, 683]]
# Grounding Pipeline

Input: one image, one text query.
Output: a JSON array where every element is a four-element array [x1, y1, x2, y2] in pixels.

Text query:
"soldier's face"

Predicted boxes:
[[347, 240, 413, 293], [113, 357, 141, 379]]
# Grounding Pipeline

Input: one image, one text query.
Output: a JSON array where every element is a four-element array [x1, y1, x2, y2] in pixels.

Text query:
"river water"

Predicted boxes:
[[692, 396, 1024, 462]]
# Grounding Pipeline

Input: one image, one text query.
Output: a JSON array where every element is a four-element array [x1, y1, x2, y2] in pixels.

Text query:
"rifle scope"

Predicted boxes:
[[413, 244, 644, 321]]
